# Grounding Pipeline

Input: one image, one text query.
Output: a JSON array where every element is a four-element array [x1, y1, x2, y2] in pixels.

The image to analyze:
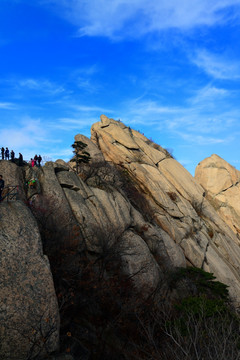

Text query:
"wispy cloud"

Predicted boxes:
[[177, 132, 231, 145], [192, 49, 240, 79], [0, 102, 16, 109], [40, 0, 240, 39], [0, 116, 50, 149], [122, 83, 240, 141], [71, 104, 113, 113], [189, 85, 229, 105], [19, 78, 65, 95]]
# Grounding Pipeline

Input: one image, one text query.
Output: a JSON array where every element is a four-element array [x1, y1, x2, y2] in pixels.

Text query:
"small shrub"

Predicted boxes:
[[167, 191, 177, 201]]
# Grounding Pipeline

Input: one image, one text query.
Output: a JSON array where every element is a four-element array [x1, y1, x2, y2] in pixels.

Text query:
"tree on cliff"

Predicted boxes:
[[70, 140, 91, 174]]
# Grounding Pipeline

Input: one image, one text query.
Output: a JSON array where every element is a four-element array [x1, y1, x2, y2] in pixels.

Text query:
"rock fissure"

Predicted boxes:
[[216, 181, 239, 196]]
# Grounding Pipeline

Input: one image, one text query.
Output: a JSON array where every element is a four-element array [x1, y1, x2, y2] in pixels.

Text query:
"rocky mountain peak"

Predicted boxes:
[[1, 115, 240, 359]]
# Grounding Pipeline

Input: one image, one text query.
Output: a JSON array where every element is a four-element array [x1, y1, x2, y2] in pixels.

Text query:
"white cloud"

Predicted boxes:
[[121, 85, 240, 140], [40, 0, 240, 39], [0, 117, 49, 149], [192, 49, 240, 79], [190, 85, 229, 104], [19, 78, 65, 95], [0, 102, 16, 109], [177, 132, 229, 145]]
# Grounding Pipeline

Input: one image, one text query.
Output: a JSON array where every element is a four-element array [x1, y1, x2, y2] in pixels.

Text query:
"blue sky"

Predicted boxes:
[[1, 0, 240, 174]]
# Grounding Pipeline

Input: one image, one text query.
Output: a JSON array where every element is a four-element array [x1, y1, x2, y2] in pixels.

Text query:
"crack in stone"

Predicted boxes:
[[215, 181, 239, 197], [201, 240, 210, 269]]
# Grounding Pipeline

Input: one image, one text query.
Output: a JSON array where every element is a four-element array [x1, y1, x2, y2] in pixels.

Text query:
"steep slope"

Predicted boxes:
[[1, 117, 240, 358], [91, 115, 240, 302], [195, 154, 240, 243], [0, 161, 60, 360]]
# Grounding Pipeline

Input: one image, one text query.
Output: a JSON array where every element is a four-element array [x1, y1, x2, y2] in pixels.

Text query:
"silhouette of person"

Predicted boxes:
[[1, 147, 4, 160], [37, 154, 42, 167], [19, 153, 23, 166], [10, 150, 15, 162], [5, 147, 9, 160]]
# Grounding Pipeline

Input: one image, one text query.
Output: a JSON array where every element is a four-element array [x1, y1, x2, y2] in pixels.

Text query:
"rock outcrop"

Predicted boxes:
[[0, 162, 59, 360], [195, 154, 240, 243], [1, 116, 240, 359], [91, 115, 240, 302]]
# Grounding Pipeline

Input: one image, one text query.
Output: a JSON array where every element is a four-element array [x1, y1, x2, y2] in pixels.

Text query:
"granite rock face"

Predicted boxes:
[[1, 116, 240, 358], [90, 115, 240, 302], [0, 201, 59, 360], [195, 154, 240, 242]]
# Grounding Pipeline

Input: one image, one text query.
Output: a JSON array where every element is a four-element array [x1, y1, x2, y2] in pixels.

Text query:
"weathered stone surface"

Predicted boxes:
[[195, 154, 240, 239], [117, 229, 161, 291], [0, 160, 26, 201], [74, 134, 105, 163], [54, 159, 70, 172], [90, 115, 240, 302], [51, 163, 181, 287], [0, 201, 59, 360]]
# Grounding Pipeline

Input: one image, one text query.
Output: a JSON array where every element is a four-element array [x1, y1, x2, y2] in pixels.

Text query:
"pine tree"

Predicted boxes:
[[70, 140, 91, 173]]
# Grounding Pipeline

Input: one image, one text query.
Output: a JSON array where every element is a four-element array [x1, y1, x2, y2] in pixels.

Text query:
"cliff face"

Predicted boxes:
[[1, 116, 240, 358], [0, 162, 60, 360], [90, 115, 240, 302]]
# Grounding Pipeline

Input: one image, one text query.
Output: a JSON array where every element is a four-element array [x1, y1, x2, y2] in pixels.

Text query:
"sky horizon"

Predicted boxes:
[[1, 1, 240, 175]]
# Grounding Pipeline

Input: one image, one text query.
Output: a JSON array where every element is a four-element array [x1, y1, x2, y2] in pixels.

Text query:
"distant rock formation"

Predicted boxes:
[[195, 154, 240, 243]]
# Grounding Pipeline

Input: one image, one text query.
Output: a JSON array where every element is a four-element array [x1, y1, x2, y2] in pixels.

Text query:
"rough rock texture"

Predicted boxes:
[[0, 160, 26, 201], [1, 117, 240, 358], [195, 154, 240, 242], [91, 115, 240, 303], [0, 161, 59, 359], [0, 202, 59, 360]]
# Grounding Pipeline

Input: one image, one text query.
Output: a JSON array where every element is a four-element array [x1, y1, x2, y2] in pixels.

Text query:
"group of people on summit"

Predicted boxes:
[[30, 154, 42, 167], [1, 146, 24, 165], [1, 147, 42, 167], [1, 147, 15, 162]]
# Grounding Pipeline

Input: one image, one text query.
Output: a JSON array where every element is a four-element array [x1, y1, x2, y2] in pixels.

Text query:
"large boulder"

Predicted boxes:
[[0, 201, 59, 360], [0, 160, 26, 201], [195, 154, 240, 241]]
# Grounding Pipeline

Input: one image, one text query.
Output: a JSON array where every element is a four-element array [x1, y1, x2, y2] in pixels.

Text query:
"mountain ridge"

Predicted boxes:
[[0, 114, 240, 359]]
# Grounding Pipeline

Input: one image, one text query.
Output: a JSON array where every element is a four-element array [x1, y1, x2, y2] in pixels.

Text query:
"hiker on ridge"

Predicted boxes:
[[37, 154, 42, 167], [5, 147, 9, 160], [1, 147, 4, 160], [10, 150, 15, 162], [34, 154, 38, 166], [19, 153, 23, 166]]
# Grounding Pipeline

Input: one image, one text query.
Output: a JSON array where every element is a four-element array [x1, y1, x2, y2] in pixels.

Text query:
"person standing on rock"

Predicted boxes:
[[0, 175, 4, 201], [1, 147, 4, 160], [5, 147, 9, 160], [10, 150, 15, 162], [19, 153, 23, 166], [34, 154, 38, 166], [37, 154, 42, 167]]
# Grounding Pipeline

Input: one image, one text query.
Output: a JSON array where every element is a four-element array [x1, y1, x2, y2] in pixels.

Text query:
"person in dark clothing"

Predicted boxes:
[[37, 154, 42, 167], [34, 154, 38, 166], [0, 175, 4, 201], [10, 150, 15, 162], [19, 153, 23, 166], [5, 147, 9, 160], [1, 147, 4, 160]]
